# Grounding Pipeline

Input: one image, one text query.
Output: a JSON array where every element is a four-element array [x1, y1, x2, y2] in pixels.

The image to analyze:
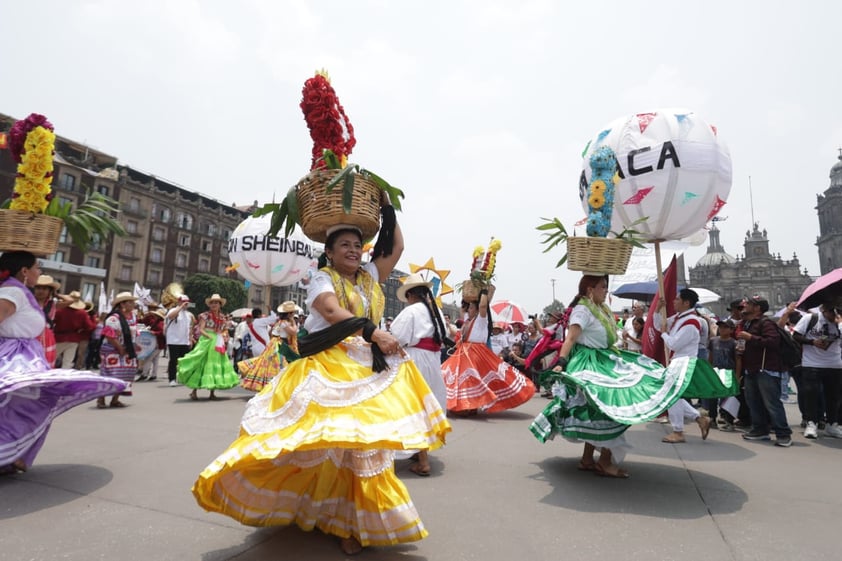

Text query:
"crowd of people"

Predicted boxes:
[[6, 241, 842, 555]]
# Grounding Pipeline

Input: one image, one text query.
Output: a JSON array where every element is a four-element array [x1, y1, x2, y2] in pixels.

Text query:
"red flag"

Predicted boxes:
[[641, 255, 677, 366]]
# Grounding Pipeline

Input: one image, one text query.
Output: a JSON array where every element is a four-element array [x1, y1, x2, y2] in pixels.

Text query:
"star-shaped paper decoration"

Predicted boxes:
[[407, 257, 453, 305]]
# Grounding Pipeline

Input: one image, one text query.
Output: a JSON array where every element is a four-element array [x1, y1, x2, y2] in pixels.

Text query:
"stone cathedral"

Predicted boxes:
[[816, 151, 842, 274]]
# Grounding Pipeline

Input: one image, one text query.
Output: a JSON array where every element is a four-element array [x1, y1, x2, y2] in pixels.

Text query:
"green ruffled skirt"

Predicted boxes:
[[530, 345, 735, 444], [177, 334, 240, 390]]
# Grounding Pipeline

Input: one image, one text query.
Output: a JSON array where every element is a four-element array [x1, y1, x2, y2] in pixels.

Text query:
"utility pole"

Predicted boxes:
[[550, 278, 557, 304]]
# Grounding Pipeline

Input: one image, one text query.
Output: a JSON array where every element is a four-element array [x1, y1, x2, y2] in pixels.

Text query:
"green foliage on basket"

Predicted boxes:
[[254, 149, 405, 238]]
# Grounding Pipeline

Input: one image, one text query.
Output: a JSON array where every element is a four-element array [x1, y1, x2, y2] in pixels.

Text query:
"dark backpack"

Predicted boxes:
[[765, 315, 817, 370]]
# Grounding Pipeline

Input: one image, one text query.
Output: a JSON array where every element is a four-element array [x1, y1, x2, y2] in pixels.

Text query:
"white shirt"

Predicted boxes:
[[661, 310, 702, 359], [165, 308, 194, 345], [0, 286, 46, 338], [569, 304, 609, 348], [304, 262, 379, 333], [795, 313, 842, 368]]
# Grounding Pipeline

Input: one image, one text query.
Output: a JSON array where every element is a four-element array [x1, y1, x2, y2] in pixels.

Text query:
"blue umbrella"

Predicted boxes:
[[612, 281, 684, 301]]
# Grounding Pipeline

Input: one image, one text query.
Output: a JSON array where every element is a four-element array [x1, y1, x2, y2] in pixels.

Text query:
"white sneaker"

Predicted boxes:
[[804, 421, 818, 439], [169, 380, 178, 387], [824, 423, 842, 438]]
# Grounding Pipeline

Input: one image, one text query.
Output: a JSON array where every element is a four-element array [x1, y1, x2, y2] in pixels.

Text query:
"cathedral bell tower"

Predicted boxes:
[[815, 151, 842, 274]]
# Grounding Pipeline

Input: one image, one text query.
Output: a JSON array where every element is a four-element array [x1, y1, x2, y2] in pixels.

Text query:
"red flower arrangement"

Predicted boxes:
[[300, 70, 356, 170]]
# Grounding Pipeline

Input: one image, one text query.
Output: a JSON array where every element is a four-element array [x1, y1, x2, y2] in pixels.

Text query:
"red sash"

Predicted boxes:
[[413, 337, 440, 352], [248, 323, 267, 347]]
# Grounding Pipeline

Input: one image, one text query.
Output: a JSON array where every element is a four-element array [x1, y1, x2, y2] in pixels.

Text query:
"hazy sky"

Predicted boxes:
[[4, 1, 841, 314]]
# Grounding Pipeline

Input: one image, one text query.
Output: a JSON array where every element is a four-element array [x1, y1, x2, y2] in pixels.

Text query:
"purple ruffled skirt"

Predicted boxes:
[[0, 337, 127, 469]]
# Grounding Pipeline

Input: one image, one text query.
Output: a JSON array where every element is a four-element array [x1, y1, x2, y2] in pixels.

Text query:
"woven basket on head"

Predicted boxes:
[[460, 279, 494, 302], [296, 168, 381, 243], [0, 210, 63, 256], [567, 236, 632, 276]]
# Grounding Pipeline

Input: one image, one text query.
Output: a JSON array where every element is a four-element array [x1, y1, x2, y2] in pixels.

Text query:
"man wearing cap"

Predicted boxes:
[[53, 291, 96, 369], [165, 295, 195, 387], [737, 296, 792, 447]]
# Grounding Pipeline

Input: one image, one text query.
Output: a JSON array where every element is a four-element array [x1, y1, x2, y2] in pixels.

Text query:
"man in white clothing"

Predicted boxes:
[[660, 288, 711, 443], [245, 308, 276, 358], [165, 295, 195, 387]]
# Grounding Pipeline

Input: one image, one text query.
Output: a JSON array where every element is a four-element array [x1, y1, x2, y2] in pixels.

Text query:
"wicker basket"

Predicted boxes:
[[460, 279, 494, 302], [296, 168, 381, 243], [0, 210, 63, 256], [567, 236, 632, 276]]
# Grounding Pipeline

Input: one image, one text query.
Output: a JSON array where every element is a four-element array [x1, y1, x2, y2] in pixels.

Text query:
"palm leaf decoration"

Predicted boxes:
[[46, 190, 126, 252]]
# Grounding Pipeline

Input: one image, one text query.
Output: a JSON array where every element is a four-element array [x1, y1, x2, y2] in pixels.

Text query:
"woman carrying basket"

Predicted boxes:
[[192, 193, 450, 555]]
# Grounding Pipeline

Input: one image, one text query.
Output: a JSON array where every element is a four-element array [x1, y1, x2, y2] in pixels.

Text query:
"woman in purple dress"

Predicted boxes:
[[0, 251, 127, 474]]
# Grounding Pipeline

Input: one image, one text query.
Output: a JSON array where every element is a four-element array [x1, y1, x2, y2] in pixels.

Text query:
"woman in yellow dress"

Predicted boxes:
[[193, 200, 451, 555]]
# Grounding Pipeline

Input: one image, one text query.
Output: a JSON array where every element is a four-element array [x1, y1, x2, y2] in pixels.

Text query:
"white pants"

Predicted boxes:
[[141, 348, 162, 378], [668, 399, 700, 432], [55, 342, 79, 369]]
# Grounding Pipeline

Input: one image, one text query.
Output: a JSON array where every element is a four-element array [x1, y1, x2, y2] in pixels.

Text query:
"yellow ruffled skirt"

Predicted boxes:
[[192, 337, 451, 546]]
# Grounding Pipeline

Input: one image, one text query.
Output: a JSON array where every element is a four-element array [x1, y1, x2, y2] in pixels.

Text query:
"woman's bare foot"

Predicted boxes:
[[339, 536, 363, 555], [96, 397, 107, 409], [12, 459, 27, 472], [189, 389, 198, 401]]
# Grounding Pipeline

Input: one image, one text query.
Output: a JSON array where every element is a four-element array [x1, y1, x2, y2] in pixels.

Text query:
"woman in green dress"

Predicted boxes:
[[177, 293, 239, 400], [530, 275, 699, 478]]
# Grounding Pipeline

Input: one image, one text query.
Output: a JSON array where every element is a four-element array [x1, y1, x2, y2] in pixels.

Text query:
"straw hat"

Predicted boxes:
[[151, 309, 167, 319], [67, 290, 87, 310], [205, 293, 227, 306], [277, 300, 297, 314], [112, 292, 138, 306], [397, 273, 433, 303], [84, 301, 94, 312], [35, 274, 60, 290]]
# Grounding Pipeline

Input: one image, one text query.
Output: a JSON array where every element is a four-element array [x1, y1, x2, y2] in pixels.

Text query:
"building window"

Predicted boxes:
[[129, 197, 140, 211], [150, 248, 163, 263], [199, 258, 210, 272], [202, 239, 212, 252], [174, 273, 185, 284], [60, 173, 76, 191], [222, 229, 230, 239], [159, 207, 171, 223], [255, 287, 263, 303], [179, 234, 191, 247], [120, 265, 132, 281], [127, 220, 138, 234], [152, 227, 165, 242], [53, 250, 65, 263], [147, 270, 161, 285], [59, 225, 68, 244], [85, 256, 100, 268], [82, 282, 96, 303], [176, 212, 193, 230], [207, 223, 216, 236], [96, 184, 109, 196], [176, 253, 187, 268], [90, 233, 101, 250], [122, 241, 135, 257]]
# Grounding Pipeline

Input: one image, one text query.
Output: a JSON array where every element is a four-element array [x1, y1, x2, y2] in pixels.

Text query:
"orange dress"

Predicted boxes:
[[442, 314, 534, 412]]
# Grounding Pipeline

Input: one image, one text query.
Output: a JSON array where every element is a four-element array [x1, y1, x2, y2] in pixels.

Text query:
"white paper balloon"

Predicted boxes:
[[579, 109, 732, 242], [227, 215, 317, 287]]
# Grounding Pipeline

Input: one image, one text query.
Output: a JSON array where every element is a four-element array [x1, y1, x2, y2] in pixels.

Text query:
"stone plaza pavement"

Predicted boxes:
[[2, 362, 840, 561]]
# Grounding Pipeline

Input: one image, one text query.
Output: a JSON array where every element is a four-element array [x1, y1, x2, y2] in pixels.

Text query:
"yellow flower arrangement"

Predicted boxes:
[[2, 113, 126, 253], [10, 125, 55, 213]]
